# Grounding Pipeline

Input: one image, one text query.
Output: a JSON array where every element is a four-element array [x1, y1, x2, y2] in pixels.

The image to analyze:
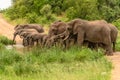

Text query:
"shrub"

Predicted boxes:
[[40, 4, 52, 15], [25, 12, 38, 23], [0, 49, 22, 65], [26, 46, 104, 64], [66, 7, 77, 20], [112, 19, 120, 30], [0, 35, 14, 45], [13, 62, 40, 76]]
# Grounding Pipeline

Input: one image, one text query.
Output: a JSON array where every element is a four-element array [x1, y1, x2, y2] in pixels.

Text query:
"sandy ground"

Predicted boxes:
[[0, 14, 22, 44], [107, 52, 120, 80], [0, 14, 120, 80]]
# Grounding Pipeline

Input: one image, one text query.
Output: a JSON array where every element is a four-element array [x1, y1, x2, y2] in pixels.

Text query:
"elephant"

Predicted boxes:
[[48, 21, 68, 37], [25, 33, 48, 46], [14, 24, 44, 33], [46, 21, 71, 48], [41, 35, 50, 47], [45, 30, 70, 48], [13, 29, 39, 43], [67, 19, 113, 55], [20, 32, 37, 46], [22, 37, 29, 46], [82, 23, 118, 51]]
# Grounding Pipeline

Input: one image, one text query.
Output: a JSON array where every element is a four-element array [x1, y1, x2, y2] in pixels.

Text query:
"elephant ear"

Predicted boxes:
[[67, 20, 75, 29], [14, 24, 19, 30], [67, 19, 80, 31], [73, 23, 83, 35]]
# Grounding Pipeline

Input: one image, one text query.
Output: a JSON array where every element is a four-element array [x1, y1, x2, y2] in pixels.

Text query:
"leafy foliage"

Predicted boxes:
[[0, 46, 112, 79], [0, 35, 14, 45], [3, 0, 120, 24]]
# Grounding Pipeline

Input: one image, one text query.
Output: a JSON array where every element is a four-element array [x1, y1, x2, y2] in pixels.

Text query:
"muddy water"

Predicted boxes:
[[5, 44, 29, 53]]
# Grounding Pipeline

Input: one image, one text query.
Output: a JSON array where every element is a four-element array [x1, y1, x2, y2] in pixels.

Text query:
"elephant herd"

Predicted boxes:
[[13, 19, 118, 55]]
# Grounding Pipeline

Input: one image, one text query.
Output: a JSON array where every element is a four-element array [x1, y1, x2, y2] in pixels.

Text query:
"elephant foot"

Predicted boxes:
[[104, 51, 113, 56], [106, 53, 113, 56]]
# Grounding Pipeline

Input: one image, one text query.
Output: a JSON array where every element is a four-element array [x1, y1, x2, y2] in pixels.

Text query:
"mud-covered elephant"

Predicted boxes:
[[67, 19, 113, 55]]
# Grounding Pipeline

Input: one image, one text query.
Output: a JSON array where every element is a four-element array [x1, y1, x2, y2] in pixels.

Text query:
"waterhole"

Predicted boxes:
[[5, 44, 30, 53]]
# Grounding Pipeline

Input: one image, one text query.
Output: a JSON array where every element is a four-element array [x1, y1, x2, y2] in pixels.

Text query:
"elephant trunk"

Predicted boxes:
[[12, 34, 16, 43]]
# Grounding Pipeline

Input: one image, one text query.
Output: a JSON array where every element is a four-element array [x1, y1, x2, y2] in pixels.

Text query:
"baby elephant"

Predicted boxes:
[[26, 33, 47, 47]]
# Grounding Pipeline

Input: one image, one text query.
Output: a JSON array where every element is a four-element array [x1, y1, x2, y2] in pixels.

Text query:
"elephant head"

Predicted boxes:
[[67, 19, 85, 35], [14, 24, 44, 33], [48, 21, 68, 37]]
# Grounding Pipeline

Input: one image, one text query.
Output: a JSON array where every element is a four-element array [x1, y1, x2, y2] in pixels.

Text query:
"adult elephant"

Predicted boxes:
[[48, 21, 68, 37], [48, 21, 71, 48], [67, 19, 113, 55], [14, 24, 44, 33], [82, 22, 118, 52]]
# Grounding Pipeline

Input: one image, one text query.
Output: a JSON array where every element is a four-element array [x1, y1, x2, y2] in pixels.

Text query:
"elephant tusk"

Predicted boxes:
[[63, 35, 69, 41]]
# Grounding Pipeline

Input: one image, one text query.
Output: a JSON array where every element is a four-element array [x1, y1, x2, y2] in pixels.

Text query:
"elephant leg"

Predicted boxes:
[[77, 32, 84, 47], [29, 38, 34, 46], [13, 34, 17, 43], [42, 39, 45, 47], [104, 41, 113, 56], [22, 38, 25, 46], [113, 42, 115, 52], [23, 38, 28, 46], [64, 39, 70, 49], [27, 38, 30, 46]]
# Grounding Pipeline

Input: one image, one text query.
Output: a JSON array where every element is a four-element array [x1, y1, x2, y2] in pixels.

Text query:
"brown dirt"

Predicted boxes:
[[107, 52, 120, 80], [0, 14, 22, 44], [0, 14, 120, 80]]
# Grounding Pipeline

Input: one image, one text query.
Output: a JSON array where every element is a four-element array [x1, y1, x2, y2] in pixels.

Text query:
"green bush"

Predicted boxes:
[[24, 46, 104, 64], [66, 7, 77, 20], [0, 49, 22, 65], [0, 45, 112, 80], [0, 43, 5, 49], [116, 36, 120, 51], [25, 12, 38, 23], [13, 62, 41, 76], [0, 35, 14, 45], [112, 19, 120, 30]]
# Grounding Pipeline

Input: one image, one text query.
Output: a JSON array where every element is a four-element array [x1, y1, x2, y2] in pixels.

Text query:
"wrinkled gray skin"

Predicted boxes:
[[67, 19, 113, 55]]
